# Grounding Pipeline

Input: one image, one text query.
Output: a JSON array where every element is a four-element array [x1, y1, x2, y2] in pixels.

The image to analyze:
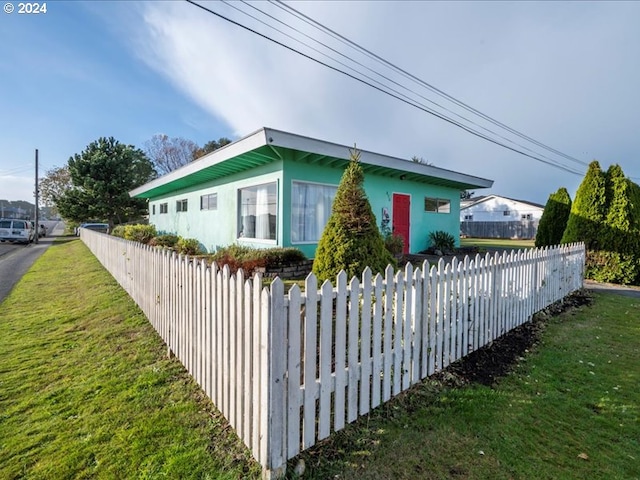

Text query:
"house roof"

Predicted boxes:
[[460, 194, 545, 211], [130, 127, 494, 199]]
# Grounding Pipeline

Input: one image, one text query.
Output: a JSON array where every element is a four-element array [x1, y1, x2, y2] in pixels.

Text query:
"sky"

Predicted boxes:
[[1, 0, 639, 206]]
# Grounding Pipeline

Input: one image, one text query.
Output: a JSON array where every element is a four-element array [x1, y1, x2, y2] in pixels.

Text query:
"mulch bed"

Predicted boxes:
[[435, 289, 593, 387]]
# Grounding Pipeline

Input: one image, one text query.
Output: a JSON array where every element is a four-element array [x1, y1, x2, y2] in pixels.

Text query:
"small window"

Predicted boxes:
[[152, 204, 156, 215], [503, 210, 510, 216], [159, 203, 168, 214], [200, 193, 218, 210], [425, 197, 451, 213], [464, 214, 473, 221], [521, 213, 532, 220], [176, 199, 188, 212]]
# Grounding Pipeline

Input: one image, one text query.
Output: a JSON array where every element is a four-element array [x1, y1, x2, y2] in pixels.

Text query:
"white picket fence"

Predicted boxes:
[[80, 229, 585, 478]]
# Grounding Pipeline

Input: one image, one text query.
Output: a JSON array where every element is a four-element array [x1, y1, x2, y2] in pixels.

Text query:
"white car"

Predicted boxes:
[[0, 219, 35, 244]]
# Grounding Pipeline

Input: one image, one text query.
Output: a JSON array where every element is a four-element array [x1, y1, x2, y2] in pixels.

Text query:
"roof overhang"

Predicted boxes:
[[130, 127, 494, 199]]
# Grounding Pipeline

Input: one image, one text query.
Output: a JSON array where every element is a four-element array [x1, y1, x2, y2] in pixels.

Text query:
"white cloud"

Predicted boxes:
[[129, 1, 640, 203]]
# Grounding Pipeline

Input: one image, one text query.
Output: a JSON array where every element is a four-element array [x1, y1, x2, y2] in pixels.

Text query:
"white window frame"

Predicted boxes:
[[159, 203, 168, 214], [200, 193, 218, 211], [425, 197, 451, 214], [176, 199, 188, 212], [290, 180, 338, 244], [237, 181, 278, 242]]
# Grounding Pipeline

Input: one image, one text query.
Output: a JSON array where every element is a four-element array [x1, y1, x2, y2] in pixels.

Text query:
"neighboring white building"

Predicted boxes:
[[460, 195, 544, 222], [460, 195, 544, 239]]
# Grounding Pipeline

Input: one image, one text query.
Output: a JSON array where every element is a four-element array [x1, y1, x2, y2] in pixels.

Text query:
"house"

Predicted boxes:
[[460, 194, 545, 239], [130, 128, 493, 257]]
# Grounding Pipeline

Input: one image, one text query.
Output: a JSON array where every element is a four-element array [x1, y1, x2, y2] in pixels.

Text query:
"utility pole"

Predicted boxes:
[[34, 149, 39, 244]]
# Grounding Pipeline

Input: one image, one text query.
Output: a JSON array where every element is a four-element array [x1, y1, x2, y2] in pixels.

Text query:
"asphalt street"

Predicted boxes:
[[0, 221, 63, 304]]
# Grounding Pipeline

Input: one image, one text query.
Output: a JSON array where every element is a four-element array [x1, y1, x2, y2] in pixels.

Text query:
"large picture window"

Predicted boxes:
[[238, 182, 277, 240], [291, 181, 337, 243]]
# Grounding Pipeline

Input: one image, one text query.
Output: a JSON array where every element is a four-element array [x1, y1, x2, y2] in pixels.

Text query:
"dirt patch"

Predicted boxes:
[[435, 289, 593, 387]]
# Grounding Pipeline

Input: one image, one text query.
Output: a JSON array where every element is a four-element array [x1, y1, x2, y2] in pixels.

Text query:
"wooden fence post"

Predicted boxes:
[[263, 278, 287, 479]]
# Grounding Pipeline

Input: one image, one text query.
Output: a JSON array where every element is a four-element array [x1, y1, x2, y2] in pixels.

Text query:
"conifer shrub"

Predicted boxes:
[[562, 162, 640, 285], [561, 160, 607, 249], [585, 251, 640, 285], [535, 187, 572, 247], [313, 148, 394, 282], [603, 164, 637, 254]]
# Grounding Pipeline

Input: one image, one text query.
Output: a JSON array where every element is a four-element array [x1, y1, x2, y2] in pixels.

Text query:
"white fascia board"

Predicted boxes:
[[460, 195, 497, 211], [130, 128, 269, 197], [264, 128, 493, 189]]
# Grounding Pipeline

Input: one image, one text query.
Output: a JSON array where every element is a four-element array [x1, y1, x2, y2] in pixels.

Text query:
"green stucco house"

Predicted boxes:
[[129, 128, 493, 257]]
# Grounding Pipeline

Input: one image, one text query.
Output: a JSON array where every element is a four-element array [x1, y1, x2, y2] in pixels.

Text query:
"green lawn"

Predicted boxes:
[[2, 238, 638, 480], [0, 239, 261, 479], [291, 291, 640, 479], [460, 237, 535, 250]]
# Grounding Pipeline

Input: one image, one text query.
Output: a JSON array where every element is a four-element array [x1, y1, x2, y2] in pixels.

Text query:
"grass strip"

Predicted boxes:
[[291, 292, 640, 479], [0, 238, 261, 479], [460, 238, 535, 250]]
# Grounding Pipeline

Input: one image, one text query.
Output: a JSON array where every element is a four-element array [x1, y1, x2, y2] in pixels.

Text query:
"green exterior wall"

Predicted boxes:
[[147, 150, 461, 258], [149, 162, 283, 254]]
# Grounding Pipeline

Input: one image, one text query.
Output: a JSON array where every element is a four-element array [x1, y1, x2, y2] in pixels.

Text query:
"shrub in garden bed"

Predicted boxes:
[[148, 234, 180, 249], [110, 224, 157, 244], [211, 245, 306, 276]]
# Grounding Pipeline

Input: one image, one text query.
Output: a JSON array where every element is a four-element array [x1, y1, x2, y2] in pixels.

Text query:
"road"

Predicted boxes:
[[0, 220, 63, 304]]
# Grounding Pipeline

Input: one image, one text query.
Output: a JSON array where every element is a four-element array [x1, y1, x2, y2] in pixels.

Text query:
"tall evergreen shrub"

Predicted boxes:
[[535, 187, 572, 247], [312, 148, 394, 283], [561, 160, 607, 249], [604, 165, 636, 253]]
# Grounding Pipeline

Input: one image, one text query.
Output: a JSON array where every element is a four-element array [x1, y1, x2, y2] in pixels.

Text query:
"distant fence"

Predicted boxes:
[[461, 220, 539, 239], [81, 229, 585, 478]]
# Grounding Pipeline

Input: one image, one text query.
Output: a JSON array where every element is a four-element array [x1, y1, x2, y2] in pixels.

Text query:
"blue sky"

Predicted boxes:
[[1, 1, 639, 205]]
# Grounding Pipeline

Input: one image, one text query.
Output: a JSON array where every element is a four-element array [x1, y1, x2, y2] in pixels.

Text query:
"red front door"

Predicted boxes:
[[392, 193, 410, 254]]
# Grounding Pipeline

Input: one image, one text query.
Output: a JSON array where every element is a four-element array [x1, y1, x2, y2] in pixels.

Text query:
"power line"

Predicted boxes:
[[235, 0, 580, 173], [272, 0, 589, 170], [184, 0, 584, 176], [0, 164, 34, 177]]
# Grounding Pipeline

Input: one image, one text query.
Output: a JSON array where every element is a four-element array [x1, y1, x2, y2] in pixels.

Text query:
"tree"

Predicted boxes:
[[460, 190, 474, 200], [144, 134, 198, 176], [56, 137, 155, 226], [561, 160, 607, 249], [39, 165, 72, 214], [313, 148, 394, 282], [194, 137, 232, 159], [535, 187, 572, 247], [411, 155, 433, 166]]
